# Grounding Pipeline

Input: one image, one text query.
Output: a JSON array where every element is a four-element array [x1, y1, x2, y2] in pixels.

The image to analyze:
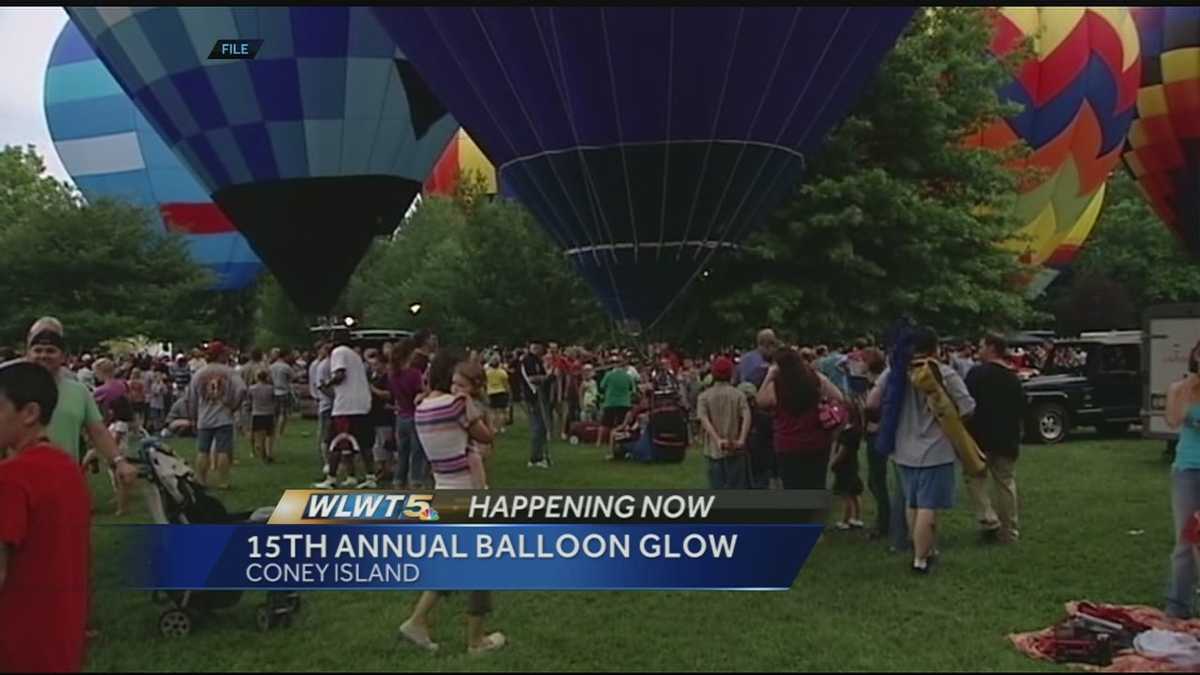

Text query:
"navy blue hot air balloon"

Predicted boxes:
[[65, 7, 458, 312], [374, 7, 915, 328]]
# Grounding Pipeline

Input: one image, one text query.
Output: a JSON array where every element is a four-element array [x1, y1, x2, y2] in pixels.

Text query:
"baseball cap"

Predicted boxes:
[[207, 340, 227, 358], [711, 356, 734, 380]]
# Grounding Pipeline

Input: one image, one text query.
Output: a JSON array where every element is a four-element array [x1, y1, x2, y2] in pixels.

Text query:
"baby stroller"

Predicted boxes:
[[132, 436, 302, 637]]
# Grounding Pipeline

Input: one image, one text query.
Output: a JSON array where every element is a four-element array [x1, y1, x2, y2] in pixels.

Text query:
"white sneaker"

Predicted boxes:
[[339, 477, 359, 488], [468, 632, 507, 656], [312, 477, 337, 489], [399, 620, 439, 652], [357, 477, 379, 489], [535, 460, 550, 469]]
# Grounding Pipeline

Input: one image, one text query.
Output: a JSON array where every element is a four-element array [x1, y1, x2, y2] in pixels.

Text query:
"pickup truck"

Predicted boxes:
[[1022, 331, 1142, 444]]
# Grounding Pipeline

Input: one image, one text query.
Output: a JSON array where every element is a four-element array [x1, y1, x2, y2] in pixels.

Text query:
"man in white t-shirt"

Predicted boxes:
[[314, 338, 376, 489]]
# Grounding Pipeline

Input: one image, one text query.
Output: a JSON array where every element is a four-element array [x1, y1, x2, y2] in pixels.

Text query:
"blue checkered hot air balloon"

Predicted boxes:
[[45, 20, 263, 292], [64, 7, 458, 311], [48, 19, 264, 289], [374, 7, 915, 329]]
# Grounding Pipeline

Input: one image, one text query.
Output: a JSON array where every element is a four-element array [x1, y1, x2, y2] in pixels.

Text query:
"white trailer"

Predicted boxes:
[[1143, 304, 1200, 446]]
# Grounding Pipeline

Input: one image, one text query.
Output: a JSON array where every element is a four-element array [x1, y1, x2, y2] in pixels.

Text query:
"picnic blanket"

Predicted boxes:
[[1010, 601, 1200, 672]]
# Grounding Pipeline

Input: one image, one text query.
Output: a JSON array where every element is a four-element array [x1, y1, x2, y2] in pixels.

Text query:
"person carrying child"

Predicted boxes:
[[399, 349, 505, 655], [0, 360, 92, 672], [453, 360, 493, 489]]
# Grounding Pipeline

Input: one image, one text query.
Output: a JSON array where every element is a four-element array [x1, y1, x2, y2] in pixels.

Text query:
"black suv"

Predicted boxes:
[[1022, 331, 1142, 444]]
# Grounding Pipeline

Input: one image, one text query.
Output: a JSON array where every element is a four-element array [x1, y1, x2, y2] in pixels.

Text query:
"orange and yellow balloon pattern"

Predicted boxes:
[[423, 130, 497, 197], [967, 7, 1140, 297]]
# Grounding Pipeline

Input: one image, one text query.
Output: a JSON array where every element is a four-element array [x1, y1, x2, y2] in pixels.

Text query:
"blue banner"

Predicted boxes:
[[117, 524, 821, 591]]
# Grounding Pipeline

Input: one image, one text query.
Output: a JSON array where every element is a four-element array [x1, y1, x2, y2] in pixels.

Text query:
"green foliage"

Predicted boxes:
[[1049, 270, 1138, 335], [0, 145, 80, 233], [667, 7, 1039, 346], [350, 192, 608, 347], [254, 273, 316, 350], [193, 282, 261, 350], [1064, 170, 1200, 310], [0, 196, 213, 350]]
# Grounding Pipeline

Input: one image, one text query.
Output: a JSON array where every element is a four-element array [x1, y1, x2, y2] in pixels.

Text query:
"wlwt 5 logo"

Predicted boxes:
[[302, 493, 439, 522]]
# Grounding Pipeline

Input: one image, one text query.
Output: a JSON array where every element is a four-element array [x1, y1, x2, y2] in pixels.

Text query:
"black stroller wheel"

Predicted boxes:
[[256, 606, 272, 632], [159, 609, 192, 638]]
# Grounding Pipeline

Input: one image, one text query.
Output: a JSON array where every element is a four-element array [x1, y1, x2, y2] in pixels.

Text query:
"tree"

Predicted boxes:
[[350, 185, 609, 347], [1062, 170, 1200, 310], [254, 273, 316, 350], [664, 7, 1039, 347], [1051, 270, 1138, 335], [0, 197, 213, 351], [0, 145, 80, 233], [195, 282, 261, 350]]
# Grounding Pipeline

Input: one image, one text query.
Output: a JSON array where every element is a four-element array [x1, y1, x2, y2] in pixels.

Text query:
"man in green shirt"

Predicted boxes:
[[24, 318, 134, 485], [599, 354, 636, 440]]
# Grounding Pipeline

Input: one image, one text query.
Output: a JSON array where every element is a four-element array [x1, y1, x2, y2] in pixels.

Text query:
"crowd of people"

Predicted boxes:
[[414, 328, 1030, 579], [0, 311, 1107, 670]]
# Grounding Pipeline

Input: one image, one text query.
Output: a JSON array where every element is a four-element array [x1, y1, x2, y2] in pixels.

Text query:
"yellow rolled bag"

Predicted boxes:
[[907, 357, 988, 477]]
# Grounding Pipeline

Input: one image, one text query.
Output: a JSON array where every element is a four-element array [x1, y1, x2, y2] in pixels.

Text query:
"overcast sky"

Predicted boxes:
[[0, 7, 71, 184]]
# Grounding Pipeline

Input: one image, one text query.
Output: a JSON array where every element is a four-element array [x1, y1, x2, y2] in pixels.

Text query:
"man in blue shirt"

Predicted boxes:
[[734, 329, 779, 389]]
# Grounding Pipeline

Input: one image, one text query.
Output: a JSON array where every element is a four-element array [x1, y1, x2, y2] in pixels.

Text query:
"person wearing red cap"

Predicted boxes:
[[697, 356, 752, 489], [184, 341, 246, 488]]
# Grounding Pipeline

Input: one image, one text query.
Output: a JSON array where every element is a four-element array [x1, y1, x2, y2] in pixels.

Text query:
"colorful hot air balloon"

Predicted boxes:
[[44, 20, 262, 291], [64, 7, 458, 312], [374, 7, 915, 329], [1121, 8, 1200, 257], [424, 130, 497, 197], [967, 7, 1141, 298]]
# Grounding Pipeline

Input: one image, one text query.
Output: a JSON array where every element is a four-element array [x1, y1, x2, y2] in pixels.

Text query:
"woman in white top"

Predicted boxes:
[[400, 348, 506, 656]]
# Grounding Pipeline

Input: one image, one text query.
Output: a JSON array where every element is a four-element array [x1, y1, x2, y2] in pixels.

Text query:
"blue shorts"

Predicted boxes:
[[898, 463, 956, 510], [196, 425, 235, 456]]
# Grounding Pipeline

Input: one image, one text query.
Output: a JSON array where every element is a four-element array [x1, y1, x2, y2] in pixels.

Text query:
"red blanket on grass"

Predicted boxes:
[[1010, 601, 1200, 672]]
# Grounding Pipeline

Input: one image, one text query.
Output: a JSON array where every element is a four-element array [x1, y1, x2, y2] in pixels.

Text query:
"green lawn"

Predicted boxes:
[[83, 415, 1175, 672]]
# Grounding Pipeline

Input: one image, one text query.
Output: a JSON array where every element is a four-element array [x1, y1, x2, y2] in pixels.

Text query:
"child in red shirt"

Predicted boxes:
[[0, 361, 92, 672]]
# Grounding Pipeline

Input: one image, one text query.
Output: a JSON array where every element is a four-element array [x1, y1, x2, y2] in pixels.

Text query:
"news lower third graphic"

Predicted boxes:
[[117, 491, 828, 591], [208, 39, 263, 60]]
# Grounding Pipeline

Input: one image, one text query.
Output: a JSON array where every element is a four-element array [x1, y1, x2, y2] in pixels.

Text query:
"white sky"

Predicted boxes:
[[0, 7, 71, 184]]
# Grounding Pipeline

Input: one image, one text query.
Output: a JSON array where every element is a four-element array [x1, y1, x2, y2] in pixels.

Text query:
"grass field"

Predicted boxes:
[[82, 414, 1176, 672]]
